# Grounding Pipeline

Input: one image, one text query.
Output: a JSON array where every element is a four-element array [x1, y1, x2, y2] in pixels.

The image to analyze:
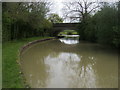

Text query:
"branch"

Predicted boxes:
[[88, 5, 99, 14], [87, 2, 96, 8], [78, 2, 84, 12]]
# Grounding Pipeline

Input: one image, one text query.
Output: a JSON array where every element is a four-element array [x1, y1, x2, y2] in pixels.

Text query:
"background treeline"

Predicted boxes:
[[2, 2, 120, 48], [78, 2, 120, 48], [2, 2, 53, 42]]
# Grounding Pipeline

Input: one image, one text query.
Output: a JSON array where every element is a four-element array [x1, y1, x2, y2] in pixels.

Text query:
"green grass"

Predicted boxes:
[[58, 30, 78, 35], [2, 37, 51, 88]]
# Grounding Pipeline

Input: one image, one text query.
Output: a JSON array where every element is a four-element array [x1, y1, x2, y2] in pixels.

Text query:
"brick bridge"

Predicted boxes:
[[52, 23, 79, 36]]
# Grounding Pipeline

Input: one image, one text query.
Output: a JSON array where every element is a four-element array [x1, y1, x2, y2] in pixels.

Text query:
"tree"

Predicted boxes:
[[112, 1, 120, 48], [62, 0, 99, 40], [2, 2, 52, 42], [83, 2, 119, 47], [48, 13, 63, 23], [94, 3, 118, 45], [63, 0, 99, 22]]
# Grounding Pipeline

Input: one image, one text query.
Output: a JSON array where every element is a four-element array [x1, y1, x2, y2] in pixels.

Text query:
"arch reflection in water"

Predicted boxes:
[[59, 37, 79, 44]]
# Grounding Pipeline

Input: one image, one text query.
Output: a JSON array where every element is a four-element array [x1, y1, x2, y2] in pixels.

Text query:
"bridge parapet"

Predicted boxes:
[[52, 23, 79, 36], [53, 23, 79, 27]]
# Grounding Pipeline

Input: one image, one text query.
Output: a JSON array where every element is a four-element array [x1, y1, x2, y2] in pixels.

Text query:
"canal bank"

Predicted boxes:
[[2, 37, 55, 88], [19, 37, 55, 88]]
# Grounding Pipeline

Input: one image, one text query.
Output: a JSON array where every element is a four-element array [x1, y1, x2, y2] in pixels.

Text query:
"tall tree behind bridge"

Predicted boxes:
[[62, 0, 99, 39], [63, 0, 99, 22]]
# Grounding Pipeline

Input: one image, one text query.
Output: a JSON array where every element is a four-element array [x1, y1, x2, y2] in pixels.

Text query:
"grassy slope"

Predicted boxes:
[[2, 37, 51, 88], [59, 30, 78, 35]]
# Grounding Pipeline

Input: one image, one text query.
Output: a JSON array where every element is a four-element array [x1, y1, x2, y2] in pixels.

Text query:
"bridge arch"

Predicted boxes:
[[52, 23, 79, 36]]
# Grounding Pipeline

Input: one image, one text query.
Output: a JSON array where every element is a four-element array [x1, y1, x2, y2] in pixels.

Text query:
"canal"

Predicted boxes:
[[20, 37, 118, 88]]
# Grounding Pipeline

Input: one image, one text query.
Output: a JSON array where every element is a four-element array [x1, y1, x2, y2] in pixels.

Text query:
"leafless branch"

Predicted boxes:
[[62, 0, 100, 22]]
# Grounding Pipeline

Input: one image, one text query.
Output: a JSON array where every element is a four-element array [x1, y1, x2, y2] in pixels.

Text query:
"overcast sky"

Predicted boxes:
[[49, 0, 63, 17]]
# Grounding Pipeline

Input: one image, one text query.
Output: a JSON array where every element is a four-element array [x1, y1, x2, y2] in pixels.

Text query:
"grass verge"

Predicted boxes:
[[2, 37, 52, 88]]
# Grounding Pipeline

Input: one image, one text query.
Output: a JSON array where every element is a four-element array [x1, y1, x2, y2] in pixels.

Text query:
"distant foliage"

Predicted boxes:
[[48, 13, 63, 23], [59, 30, 78, 35]]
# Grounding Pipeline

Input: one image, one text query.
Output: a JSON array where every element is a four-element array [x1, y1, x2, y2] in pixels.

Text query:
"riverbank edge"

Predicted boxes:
[[19, 37, 56, 54], [18, 37, 56, 88]]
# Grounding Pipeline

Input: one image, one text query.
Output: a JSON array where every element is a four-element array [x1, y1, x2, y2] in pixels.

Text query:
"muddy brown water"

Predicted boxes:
[[20, 38, 118, 88]]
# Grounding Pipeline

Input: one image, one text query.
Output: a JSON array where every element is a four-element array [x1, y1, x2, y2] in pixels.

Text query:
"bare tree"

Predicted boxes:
[[62, 0, 100, 23]]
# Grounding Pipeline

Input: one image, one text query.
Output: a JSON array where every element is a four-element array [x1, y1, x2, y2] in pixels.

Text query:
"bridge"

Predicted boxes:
[[52, 23, 79, 36]]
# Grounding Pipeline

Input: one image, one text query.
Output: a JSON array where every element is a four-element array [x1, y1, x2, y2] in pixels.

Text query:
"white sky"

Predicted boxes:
[[49, 0, 63, 17]]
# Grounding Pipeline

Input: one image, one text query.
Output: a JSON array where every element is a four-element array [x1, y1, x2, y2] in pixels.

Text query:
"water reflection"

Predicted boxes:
[[44, 52, 97, 88], [59, 37, 79, 44], [20, 38, 118, 88]]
